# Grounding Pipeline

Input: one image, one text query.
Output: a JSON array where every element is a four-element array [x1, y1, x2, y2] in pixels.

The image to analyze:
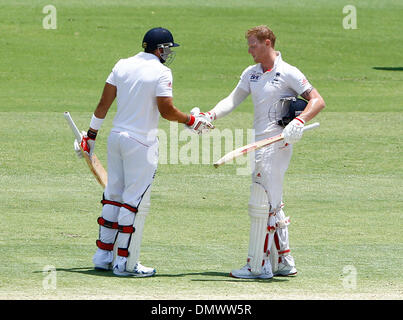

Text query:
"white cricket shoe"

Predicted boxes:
[[230, 261, 273, 279], [92, 248, 113, 270], [113, 257, 156, 277], [273, 258, 297, 277]]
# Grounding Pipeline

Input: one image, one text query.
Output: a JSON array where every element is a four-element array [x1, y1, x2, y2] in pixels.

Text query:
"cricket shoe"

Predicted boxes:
[[230, 261, 273, 279], [113, 257, 156, 277], [92, 248, 113, 271], [273, 261, 297, 277]]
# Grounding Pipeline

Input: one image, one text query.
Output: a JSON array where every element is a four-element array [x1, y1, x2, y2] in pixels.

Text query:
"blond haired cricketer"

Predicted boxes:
[[196, 25, 325, 279]]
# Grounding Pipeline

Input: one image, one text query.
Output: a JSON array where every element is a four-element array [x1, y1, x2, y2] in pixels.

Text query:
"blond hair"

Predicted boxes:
[[245, 25, 276, 48]]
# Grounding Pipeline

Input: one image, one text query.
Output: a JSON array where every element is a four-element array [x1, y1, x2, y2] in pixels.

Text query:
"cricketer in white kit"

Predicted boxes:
[[74, 27, 214, 277], [197, 25, 325, 279]]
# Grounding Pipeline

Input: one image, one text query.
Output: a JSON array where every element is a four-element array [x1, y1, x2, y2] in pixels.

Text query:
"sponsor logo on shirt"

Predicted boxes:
[[250, 72, 262, 82]]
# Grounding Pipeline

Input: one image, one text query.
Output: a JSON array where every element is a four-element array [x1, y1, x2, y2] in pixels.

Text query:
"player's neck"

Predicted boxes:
[[260, 50, 277, 72]]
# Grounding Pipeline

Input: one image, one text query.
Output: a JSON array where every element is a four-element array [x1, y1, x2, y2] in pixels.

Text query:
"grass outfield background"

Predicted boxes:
[[0, 0, 402, 300]]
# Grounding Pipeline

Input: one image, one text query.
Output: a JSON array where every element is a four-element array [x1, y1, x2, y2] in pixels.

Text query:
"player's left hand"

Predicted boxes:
[[73, 130, 87, 158], [283, 117, 305, 144], [74, 139, 83, 158]]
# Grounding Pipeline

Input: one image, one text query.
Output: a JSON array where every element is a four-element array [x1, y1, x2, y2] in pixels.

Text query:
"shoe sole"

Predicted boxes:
[[230, 272, 272, 280], [113, 270, 156, 278], [273, 271, 297, 277]]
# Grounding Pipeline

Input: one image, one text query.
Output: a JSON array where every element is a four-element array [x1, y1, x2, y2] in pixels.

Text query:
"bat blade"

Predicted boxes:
[[213, 122, 320, 168], [64, 111, 108, 188]]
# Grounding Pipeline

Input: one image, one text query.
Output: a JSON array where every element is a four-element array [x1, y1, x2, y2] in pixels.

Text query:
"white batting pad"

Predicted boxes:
[[248, 183, 270, 275], [126, 187, 152, 272]]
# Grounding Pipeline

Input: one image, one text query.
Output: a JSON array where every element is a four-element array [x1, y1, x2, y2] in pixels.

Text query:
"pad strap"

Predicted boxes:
[[278, 249, 291, 256], [117, 248, 129, 257], [121, 203, 138, 213], [100, 194, 138, 213], [97, 217, 118, 229], [101, 194, 122, 208], [96, 240, 114, 251], [118, 225, 135, 233]]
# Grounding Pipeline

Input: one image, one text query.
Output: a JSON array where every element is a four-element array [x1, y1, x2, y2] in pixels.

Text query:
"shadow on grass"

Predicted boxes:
[[158, 271, 288, 283], [372, 67, 403, 71], [34, 268, 289, 282]]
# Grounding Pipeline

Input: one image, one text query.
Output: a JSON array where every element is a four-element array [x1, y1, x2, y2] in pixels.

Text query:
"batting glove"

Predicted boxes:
[[186, 114, 215, 134], [80, 129, 97, 157], [74, 140, 83, 158], [190, 107, 216, 123], [282, 117, 305, 144], [73, 131, 86, 158]]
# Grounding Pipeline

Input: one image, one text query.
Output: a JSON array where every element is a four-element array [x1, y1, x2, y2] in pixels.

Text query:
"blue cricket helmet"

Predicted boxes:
[[142, 27, 180, 52]]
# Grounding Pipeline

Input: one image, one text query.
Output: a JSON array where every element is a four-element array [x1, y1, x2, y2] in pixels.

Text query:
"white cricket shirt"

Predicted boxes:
[[106, 52, 173, 144], [236, 51, 312, 136]]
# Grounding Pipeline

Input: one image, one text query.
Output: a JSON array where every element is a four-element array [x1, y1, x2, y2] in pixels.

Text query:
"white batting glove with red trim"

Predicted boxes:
[[73, 131, 86, 158], [190, 107, 216, 123], [185, 114, 215, 135], [283, 117, 305, 144], [80, 129, 97, 157]]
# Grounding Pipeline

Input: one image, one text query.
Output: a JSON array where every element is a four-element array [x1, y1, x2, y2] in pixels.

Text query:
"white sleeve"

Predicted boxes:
[[285, 66, 313, 95], [210, 85, 249, 120], [236, 66, 252, 93], [105, 60, 121, 86], [156, 68, 173, 97]]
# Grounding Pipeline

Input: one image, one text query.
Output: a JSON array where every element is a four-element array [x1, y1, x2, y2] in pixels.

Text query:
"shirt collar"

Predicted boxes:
[[261, 51, 282, 73], [138, 51, 161, 62]]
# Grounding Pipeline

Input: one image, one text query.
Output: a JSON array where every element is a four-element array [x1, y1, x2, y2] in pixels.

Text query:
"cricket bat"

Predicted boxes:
[[213, 122, 320, 168], [64, 111, 108, 188]]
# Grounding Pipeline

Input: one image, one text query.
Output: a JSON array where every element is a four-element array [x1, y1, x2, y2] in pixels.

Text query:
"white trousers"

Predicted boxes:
[[99, 130, 158, 247], [252, 133, 294, 262]]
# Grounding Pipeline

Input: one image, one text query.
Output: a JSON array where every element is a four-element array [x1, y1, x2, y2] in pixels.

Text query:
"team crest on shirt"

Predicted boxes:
[[269, 72, 281, 86], [272, 72, 281, 83]]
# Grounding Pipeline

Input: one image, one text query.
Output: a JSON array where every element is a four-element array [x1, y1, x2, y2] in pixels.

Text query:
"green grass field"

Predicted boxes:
[[0, 0, 402, 300]]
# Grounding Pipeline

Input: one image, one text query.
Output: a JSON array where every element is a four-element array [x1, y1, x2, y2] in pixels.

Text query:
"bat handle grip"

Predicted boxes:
[[64, 111, 83, 142], [302, 122, 320, 132]]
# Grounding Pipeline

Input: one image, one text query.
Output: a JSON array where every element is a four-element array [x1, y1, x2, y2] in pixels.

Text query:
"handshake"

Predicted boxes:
[[185, 107, 216, 135]]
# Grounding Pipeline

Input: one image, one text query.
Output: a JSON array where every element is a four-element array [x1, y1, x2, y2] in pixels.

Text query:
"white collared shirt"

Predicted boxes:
[[236, 52, 312, 136], [106, 52, 173, 144]]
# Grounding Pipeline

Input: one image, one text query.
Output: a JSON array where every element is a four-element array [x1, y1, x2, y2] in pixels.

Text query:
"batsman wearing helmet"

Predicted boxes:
[[74, 27, 214, 277], [196, 25, 325, 279]]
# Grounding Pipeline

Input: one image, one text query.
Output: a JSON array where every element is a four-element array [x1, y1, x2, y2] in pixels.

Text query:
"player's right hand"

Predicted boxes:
[[80, 130, 96, 157], [186, 114, 215, 134], [199, 111, 216, 122], [283, 117, 305, 144], [190, 107, 216, 123]]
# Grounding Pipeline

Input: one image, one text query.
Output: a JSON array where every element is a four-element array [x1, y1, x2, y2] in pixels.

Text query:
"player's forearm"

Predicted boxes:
[[210, 86, 249, 119], [94, 102, 110, 120], [161, 107, 189, 123], [299, 89, 325, 123], [157, 97, 190, 123], [91, 83, 117, 132]]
